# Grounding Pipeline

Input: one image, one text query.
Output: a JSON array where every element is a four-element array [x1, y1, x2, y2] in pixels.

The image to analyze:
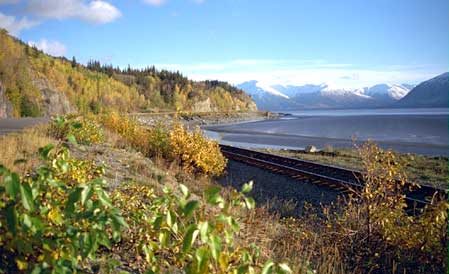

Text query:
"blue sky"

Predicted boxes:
[[0, 0, 448, 88]]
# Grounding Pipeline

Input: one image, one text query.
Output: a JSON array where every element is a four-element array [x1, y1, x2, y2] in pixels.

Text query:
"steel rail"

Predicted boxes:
[[220, 144, 447, 206]]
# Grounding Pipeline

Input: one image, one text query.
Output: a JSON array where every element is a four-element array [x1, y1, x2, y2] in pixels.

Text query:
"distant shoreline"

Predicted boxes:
[[204, 109, 449, 156]]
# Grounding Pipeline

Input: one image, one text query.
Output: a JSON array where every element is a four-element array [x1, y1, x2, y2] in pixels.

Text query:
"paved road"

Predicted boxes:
[[0, 118, 49, 135]]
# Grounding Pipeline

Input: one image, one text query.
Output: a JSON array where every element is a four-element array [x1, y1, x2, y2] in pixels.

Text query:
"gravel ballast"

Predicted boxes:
[[218, 159, 342, 217]]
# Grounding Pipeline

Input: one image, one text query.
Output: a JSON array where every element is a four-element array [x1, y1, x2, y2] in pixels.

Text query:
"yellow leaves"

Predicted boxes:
[[169, 123, 227, 176], [16, 258, 28, 270], [48, 207, 63, 225], [102, 114, 226, 176]]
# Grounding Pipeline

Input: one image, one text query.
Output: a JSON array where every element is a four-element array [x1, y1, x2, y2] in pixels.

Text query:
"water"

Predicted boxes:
[[204, 108, 449, 156], [285, 108, 449, 117]]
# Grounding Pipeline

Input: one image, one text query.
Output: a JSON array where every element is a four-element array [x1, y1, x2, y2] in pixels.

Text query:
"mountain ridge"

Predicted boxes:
[[238, 80, 417, 110], [237, 74, 449, 110], [394, 72, 448, 108]]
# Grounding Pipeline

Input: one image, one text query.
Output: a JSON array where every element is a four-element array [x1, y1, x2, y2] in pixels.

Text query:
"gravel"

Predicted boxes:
[[218, 160, 342, 217]]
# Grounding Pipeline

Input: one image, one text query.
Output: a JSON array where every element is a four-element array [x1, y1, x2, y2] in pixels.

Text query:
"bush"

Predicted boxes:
[[100, 113, 227, 176], [0, 144, 127, 273], [169, 123, 227, 176], [49, 115, 104, 145], [277, 142, 448, 273], [112, 180, 291, 273], [100, 112, 151, 155], [333, 142, 448, 273]]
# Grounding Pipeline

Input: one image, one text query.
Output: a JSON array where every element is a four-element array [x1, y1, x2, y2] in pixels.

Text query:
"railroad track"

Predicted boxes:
[[219, 144, 447, 206]]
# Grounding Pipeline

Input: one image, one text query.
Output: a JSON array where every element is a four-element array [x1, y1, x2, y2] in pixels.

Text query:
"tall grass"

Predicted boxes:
[[0, 125, 53, 174]]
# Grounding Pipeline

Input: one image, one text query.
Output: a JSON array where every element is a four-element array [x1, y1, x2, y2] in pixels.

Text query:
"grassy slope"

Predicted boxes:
[[0, 123, 294, 273], [261, 147, 448, 188]]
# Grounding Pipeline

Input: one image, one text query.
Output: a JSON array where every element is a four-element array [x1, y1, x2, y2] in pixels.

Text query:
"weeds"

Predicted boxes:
[[49, 115, 104, 145]]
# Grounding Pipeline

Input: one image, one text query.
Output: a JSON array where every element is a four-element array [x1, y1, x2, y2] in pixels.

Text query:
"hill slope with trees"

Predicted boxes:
[[0, 30, 256, 118]]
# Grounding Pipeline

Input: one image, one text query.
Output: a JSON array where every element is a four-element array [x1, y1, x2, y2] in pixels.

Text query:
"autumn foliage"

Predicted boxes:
[[100, 112, 227, 176]]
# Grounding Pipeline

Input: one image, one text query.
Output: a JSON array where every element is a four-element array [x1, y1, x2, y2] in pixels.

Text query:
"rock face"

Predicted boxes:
[[33, 77, 76, 117], [246, 101, 258, 111], [0, 81, 14, 118], [191, 98, 218, 112], [40, 88, 75, 117]]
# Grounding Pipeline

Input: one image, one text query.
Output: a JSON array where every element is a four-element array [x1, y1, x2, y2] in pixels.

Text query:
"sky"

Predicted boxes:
[[0, 0, 448, 88]]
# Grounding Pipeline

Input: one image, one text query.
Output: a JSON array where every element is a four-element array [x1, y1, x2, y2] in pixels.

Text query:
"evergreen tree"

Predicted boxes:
[[71, 56, 77, 68]]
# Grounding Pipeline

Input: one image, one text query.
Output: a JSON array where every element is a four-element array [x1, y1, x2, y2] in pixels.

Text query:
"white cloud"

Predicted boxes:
[[191, 69, 440, 89], [0, 12, 38, 35], [28, 39, 67, 57], [161, 60, 442, 89], [143, 0, 167, 6], [26, 0, 121, 24]]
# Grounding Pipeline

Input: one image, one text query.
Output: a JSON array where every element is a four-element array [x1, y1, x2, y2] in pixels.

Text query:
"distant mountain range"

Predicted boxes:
[[237, 72, 448, 110]]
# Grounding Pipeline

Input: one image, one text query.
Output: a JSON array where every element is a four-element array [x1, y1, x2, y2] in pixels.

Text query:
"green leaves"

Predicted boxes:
[[66, 133, 78, 146], [205, 186, 224, 208], [0, 143, 126, 273], [65, 187, 82, 215], [182, 225, 199, 253], [81, 185, 93, 206], [6, 204, 18, 235], [183, 200, 199, 217], [180, 183, 190, 199], [38, 144, 54, 160], [4, 172, 20, 200], [19, 183, 34, 212], [241, 180, 254, 194], [96, 187, 112, 208]]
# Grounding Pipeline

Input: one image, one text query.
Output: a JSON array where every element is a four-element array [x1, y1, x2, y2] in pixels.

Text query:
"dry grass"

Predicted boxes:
[[0, 125, 54, 174], [262, 147, 448, 188]]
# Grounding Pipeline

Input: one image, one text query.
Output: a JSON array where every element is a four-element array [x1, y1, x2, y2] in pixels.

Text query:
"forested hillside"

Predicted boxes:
[[0, 30, 256, 118]]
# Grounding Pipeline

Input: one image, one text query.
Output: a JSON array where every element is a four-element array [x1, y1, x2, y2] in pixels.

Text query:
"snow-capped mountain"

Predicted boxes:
[[364, 84, 410, 100], [237, 81, 298, 110], [238, 80, 289, 98], [237, 81, 414, 111]]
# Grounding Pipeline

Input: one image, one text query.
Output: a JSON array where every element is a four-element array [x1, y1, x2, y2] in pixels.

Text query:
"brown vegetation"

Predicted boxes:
[[0, 115, 446, 273]]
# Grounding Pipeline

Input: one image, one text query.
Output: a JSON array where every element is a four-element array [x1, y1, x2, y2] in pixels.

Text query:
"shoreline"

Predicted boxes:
[[203, 113, 449, 157]]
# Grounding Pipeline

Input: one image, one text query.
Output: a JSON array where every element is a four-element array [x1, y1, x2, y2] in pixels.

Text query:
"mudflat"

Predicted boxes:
[[204, 114, 449, 156]]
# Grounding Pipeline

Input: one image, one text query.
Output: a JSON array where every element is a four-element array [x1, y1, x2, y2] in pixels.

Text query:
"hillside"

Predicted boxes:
[[395, 72, 449, 108], [0, 30, 256, 118]]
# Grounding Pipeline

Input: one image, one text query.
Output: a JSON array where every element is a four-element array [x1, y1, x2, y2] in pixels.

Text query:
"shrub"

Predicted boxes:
[[49, 115, 104, 145], [112, 180, 291, 273], [100, 112, 151, 155], [101, 113, 227, 176], [169, 123, 227, 176], [278, 142, 448, 273], [0, 144, 127, 273], [333, 142, 448, 273]]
